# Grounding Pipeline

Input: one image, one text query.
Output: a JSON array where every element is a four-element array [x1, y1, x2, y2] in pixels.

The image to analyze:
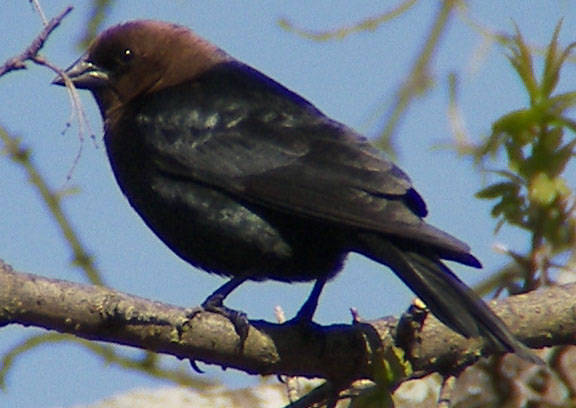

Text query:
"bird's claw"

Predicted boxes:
[[189, 359, 205, 374], [187, 299, 250, 353]]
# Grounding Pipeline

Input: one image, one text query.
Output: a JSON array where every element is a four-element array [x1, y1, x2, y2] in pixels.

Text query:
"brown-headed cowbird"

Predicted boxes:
[[54, 20, 540, 363]]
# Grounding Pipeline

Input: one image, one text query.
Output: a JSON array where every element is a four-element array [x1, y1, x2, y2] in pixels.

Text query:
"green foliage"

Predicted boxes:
[[473, 22, 576, 286], [350, 338, 412, 408]]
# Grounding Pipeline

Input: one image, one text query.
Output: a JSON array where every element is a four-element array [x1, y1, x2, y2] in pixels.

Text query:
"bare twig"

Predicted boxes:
[[275, 306, 305, 403], [279, 0, 417, 41], [0, 127, 103, 286], [1, 3, 93, 179], [30, 0, 49, 26], [0, 6, 73, 78], [437, 375, 457, 408], [375, 0, 461, 154], [32, 55, 95, 179]]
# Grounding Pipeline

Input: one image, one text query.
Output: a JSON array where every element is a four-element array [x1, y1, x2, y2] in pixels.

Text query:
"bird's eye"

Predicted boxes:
[[111, 48, 135, 71], [121, 48, 134, 63]]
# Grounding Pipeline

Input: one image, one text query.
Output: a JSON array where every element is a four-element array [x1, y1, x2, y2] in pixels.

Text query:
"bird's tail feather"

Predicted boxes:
[[358, 234, 542, 364]]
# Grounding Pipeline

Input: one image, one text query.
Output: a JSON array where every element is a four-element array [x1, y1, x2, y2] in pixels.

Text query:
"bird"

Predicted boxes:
[[53, 20, 540, 363]]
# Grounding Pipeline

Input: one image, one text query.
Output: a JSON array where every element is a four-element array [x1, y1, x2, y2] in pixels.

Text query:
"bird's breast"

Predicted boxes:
[[104, 126, 346, 282]]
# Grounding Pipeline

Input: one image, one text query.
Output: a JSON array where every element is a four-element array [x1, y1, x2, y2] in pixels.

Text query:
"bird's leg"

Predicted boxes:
[[188, 276, 250, 350], [292, 278, 327, 324], [201, 275, 249, 310]]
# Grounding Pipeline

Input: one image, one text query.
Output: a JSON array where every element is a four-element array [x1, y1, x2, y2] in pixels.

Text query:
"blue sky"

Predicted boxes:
[[1, 2, 574, 407]]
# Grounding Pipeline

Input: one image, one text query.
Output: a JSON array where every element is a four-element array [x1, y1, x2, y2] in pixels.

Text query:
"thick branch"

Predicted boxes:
[[0, 260, 569, 382]]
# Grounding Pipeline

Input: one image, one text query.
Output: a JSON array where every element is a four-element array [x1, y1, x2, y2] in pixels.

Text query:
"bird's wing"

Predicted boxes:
[[135, 62, 470, 256]]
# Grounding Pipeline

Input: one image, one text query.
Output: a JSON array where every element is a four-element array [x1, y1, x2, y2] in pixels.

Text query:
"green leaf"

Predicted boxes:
[[492, 109, 536, 143], [542, 22, 576, 99], [549, 91, 576, 113], [508, 25, 538, 104], [541, 21, 563, 99], [550, 138, 576, 177], [476, 182, 519, 200], [350, 336, 412, 408], [505, 141, 525, 173]]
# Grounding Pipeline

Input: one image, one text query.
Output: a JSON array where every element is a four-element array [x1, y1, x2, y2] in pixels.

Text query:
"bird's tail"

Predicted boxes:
[[358, 233, 542, 364]]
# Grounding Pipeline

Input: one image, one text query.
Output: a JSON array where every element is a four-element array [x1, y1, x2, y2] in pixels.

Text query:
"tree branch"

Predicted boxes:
[[0, 260, 568, 383], [0, 6, 73, 78]]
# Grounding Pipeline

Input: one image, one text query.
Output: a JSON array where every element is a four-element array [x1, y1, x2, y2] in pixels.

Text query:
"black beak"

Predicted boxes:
[[52, 54, 109, 89]]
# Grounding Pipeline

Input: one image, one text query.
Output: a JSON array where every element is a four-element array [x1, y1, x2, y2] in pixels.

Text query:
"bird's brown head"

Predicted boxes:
[[54, 20, 230, 116]]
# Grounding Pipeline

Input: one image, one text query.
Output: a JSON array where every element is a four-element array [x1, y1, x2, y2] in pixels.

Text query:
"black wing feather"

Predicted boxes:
[[135, 61, 472, 258]]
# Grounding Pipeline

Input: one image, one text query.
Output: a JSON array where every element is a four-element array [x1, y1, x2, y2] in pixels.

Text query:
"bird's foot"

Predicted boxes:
[[284, 305, 322, 338], [187, 294, 250, 353]]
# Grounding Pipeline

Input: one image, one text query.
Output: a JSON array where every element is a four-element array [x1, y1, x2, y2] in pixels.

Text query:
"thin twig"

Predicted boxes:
[[437, 375, 457, 408], [0, 126, 103, 286], [275, 306, 302, 404], [31, 55, 95, 179], [279, 0, 418, 41], [30, 0, 49, 26], [0, 6, 73, 78], [376, 0, 460, 154]]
